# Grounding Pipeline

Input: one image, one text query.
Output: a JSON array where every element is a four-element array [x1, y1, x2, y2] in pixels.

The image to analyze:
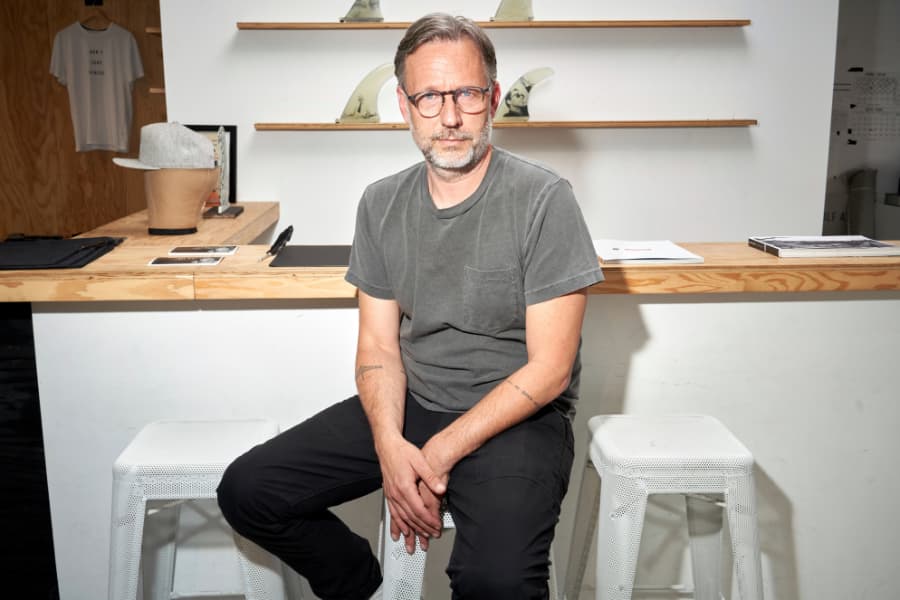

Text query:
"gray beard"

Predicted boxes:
[[418, 118, 493, 173]]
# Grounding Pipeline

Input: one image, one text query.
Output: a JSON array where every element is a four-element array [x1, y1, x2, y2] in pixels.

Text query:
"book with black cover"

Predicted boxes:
[[0, 236, 123, 269], [269, 245, 351, 267], [747, 235, 900, 258]]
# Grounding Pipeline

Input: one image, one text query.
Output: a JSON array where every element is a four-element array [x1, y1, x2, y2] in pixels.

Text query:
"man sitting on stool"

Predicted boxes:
[[217, 13, 603, 599]]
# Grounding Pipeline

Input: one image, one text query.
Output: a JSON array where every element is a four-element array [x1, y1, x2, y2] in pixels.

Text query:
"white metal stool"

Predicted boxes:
[[563, 414, 763, 600], [379, 499, 560, 599], [108, 419, 287, 600]]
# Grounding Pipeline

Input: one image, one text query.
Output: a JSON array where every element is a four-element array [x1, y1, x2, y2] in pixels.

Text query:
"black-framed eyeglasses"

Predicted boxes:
[[405, 85, 492, 118]]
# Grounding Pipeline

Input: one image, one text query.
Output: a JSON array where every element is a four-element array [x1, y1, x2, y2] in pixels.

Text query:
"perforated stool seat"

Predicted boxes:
[[563, 414, 763, 600], [379, 499, 560, 599], [108, 419, 286, 600]]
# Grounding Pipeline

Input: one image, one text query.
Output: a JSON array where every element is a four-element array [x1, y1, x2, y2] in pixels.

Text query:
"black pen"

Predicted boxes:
[[259, 225, 293, 262]]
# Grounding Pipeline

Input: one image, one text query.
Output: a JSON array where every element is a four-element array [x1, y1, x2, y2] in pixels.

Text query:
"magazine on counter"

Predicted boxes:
[[747, 235, 900, 258]]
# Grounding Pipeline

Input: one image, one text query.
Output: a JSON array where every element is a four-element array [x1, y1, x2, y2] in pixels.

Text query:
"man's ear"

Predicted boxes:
[[397, 85, 411, 124], [489, 81, 501, 117]]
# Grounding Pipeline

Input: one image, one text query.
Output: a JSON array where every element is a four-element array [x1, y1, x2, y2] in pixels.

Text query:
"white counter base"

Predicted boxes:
[[34, 293, 900, 599]]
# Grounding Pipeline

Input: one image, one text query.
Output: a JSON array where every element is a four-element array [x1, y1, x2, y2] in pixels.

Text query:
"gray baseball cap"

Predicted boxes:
[[113, 122, 216, 170]]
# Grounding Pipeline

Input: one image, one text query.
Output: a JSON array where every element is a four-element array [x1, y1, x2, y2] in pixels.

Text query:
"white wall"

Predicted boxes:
[[41, 2, 878, 599], [156, 0, 847, 597], [161, 0, 839, 242], [36, 293, 900, 600]]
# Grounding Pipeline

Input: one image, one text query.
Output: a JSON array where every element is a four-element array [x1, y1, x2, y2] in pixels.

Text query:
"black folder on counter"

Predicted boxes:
[[269, 245, 351, 268], [0, 236, 123, 270]]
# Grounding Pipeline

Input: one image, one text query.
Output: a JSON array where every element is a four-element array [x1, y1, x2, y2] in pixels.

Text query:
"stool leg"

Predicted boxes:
[[725, 476, 764, 600], [233, 531, 287, 600], [595, 473, 647, 600], [141, 500, 180, 600], [108, 482, 147, 600], [563, 460, 601, 600], [685, 494, 724, 600], [381, 499, 429, 600]]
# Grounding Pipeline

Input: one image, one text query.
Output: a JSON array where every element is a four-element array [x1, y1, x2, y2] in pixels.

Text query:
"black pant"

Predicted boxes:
[[217, 393, 574, 600]]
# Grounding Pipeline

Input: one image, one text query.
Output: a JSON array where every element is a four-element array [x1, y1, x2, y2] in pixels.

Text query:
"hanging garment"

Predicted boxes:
[[50, 22, 144, 152]]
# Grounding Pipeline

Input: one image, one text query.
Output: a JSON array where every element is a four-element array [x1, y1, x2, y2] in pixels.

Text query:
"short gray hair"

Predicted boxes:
[[394, 13, 497, 90]]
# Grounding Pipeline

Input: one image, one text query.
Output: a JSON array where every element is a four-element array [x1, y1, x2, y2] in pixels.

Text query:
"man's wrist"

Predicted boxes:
[[372, 427, 405, 456], [422, 433, 457, 477]]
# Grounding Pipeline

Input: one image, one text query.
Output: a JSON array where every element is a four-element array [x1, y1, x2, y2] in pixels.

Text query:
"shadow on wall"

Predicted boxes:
[[275, 295, 800, 599], [559, 468, 796, 600], [706, 465, 798, 600], [555, 295, 647, 598], [755, 464, 799, 600], [824, 168, 878, 236], [557, 296, 799, 600]]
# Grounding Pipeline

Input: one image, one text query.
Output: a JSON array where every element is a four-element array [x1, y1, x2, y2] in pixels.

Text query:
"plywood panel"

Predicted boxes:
[[0, 2, 60, 236], [0, 0, 165, 241]]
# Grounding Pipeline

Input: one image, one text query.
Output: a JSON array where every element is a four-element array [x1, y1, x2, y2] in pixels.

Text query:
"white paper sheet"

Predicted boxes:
[[593, 239, 704, 264]]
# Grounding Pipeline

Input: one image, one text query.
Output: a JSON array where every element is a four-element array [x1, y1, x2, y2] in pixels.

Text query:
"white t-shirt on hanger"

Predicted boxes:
[[50, 22, 144, 152]]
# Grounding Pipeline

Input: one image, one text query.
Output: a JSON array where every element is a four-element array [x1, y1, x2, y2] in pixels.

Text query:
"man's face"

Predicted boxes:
[[397, 39, 500, 173]]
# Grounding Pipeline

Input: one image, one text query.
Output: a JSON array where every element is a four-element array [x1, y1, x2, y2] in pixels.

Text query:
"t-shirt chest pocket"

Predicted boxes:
[[462, 265, 524, 333]]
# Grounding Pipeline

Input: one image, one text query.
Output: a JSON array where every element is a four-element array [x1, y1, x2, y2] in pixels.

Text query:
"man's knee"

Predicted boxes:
[[216, 451, 268, 533]]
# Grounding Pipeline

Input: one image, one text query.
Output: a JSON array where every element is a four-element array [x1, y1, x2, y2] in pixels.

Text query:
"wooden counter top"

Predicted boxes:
[[3, 239, 900, 302], [80, 202, 279, 246], [1, 202, 280, 302], [594, 242, 900, 294]]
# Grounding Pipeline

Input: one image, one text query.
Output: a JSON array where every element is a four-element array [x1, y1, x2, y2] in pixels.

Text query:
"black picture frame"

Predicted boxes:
[[184, 124, 237, 205]]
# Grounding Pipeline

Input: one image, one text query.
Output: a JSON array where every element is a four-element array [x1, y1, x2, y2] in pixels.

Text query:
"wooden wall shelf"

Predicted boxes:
[[242, 19, 754, 132], [237, 20, 751, 31], [255, 120, 757, 131]]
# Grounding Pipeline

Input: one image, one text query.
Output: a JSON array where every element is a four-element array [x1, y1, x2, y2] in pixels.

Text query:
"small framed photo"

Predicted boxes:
[[185, 124, 237, 211]]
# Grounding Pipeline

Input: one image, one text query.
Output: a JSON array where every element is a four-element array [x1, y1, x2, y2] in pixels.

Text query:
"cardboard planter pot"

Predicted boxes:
[[144, 168, 219, 235], [112, 122, 222, 235]]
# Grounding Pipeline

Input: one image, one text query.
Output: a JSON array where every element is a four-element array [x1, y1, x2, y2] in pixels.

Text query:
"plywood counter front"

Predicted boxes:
[[4, 240, 900, 302]]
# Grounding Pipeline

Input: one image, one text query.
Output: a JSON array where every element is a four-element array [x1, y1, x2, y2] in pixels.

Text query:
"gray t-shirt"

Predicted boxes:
[[346, 147, 603, 416]]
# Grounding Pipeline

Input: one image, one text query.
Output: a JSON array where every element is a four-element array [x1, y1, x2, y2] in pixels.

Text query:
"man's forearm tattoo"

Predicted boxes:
[[355, 364, 383, 382], [505, 379, 539, 408]]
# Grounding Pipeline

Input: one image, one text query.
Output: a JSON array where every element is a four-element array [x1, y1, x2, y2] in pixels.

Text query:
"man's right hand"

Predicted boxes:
[[415, 478, 445, 552], [377, 435, 446, 553]]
